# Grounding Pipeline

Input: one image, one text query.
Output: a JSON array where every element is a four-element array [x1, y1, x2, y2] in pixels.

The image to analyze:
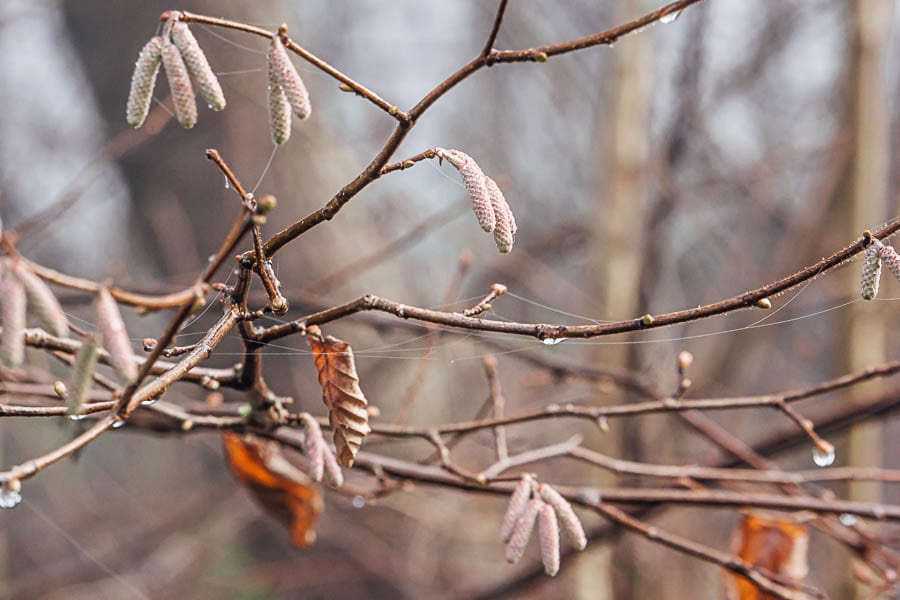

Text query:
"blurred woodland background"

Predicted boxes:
[[0, 0, 899, 598]]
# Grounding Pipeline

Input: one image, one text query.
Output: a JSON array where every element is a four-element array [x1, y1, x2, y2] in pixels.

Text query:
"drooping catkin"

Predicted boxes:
[[170, 21, 226, 111], [66, 337, 99, 416], [539, 484, 587, 550], [538, 503, 561, 576], [268, 34, 311, 120], [267, 44, 292, 144], [322, 441, 345, 487], [12, 262, 68, 338], [161, 38, 197, 129], [126, 36, 164, 127], [485, 176, 515, 253], [859, 242, 882, 301], [95, 287, 138, 383], [300, 413, 326, 482], [879, 245, 900, 283], [501, 474, 533, 542], [0, 271, 26, 368], [505, 498, 542, 564], [441, 149, 494, 232]]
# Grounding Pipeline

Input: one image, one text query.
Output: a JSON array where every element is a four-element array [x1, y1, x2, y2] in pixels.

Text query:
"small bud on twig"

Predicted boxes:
[[126, 36, 164, 127]]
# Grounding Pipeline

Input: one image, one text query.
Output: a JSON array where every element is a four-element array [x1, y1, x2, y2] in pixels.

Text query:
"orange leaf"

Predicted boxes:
[[307, 330, 371, 467], [222, 432, 323, 547], [725, 513, 809, 600]]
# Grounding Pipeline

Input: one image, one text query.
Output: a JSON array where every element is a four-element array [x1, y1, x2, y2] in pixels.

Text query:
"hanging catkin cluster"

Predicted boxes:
[[859, 235, 900, 301], [501, 475, 587, 576], [126, 14, 225, 129], [298, 413, 344, 487], [0, 259, 70, 368], [267, 26, 312, 144], [437, 149, 517, 253]]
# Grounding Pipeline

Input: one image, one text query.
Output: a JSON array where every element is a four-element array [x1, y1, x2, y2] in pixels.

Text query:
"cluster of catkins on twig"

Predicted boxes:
[[298, 413, 344, 487], [501, 474, 587, 576], [127, 13, 226, 129], [267, 25, 312, 144], [859, 234, 900, 301], [437, 148, 517, 253]]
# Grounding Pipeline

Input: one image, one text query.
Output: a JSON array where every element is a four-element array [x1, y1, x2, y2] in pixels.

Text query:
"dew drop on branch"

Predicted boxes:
[[839, 513, 857, 526], [660, 10, 682, 24], [812, 446, 835, 467], [224, 176, 230, 189], [112, 419, 126, 429], [541, 337, 566, 346], [0, 486, 22, 509], [68, 414, 86, 421], [352, 495, 366, 509]]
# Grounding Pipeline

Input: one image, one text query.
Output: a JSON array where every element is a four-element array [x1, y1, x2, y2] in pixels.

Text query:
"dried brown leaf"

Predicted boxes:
[[725, 513, 809, 600], [222, 432, 323, 547], [307, 332, 371, 467]]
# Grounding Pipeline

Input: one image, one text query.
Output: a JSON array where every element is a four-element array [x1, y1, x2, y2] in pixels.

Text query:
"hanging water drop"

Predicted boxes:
[[112, 419, 125, 429], [352, 495, 366, 509], [839, 513, 857, 527], [142, 397, 159, 406], [812, 446, 835, 467], [597, 415, 610, 432], [0, 483, 22, 509], [68, 414, 86, 421], [660, 10, 682, 24], [224, 176, 230, 189], [541, 337, 566, 346]]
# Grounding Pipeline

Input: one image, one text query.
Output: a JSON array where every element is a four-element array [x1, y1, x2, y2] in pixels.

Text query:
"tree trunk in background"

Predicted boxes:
[[845, 0, 893, 597], [591, 1, 652, 596]]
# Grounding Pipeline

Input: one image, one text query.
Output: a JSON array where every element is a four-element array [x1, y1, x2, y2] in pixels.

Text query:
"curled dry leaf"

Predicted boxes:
[[725, 513, 808, 600], [307, 331, 371, 467], [126, 36, 164, 127], [170, 21, 226, 111], [95, 287, 138, 383], [222, 432, 323, 547], [859, 241, 882, 301], [161, 38, 197, 129], [501, 474, 533, 542], [12, 261, 68, 337]]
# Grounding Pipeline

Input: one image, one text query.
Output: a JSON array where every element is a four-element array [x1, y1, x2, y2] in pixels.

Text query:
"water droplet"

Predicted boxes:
[[351, 495, 366, 509], [112, 419, 125, 429], [660, 10, 682, 24], [141, 398, 158, 406], [67, 414, 86, 421], [839, 513, 857, 526], [597, 416, 610, 432], [873, 505, 886, 520], [541, 337, 566, 346], [224, 176, 230, 189], [0, 488, 22, 509], [812, 447, 835, 467]]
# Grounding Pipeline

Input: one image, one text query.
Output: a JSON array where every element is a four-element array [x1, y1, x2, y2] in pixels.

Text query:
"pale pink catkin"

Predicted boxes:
[[505, 498, 542, 564], [539, 484, 587, 550], [161, 38, 197, 129], [12, 262, 68, 338], [485, 176, 515, 253], [267, 40, 292, 144], [443, 150, 495, 232], [538, 503, 561, 576], [879, 245, 900, 284], [67, 337, 99, 416], [171, 21, 226, 111], [0, 273, 26, 368], [501, 474, 533, 542], [126, 36, 164, 127], [859, 243, 882, 301], [268, 36, 311, 120], [322, 442, 345, 487], [95, 287, 138, 383], [300, 413, 326, 482]]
